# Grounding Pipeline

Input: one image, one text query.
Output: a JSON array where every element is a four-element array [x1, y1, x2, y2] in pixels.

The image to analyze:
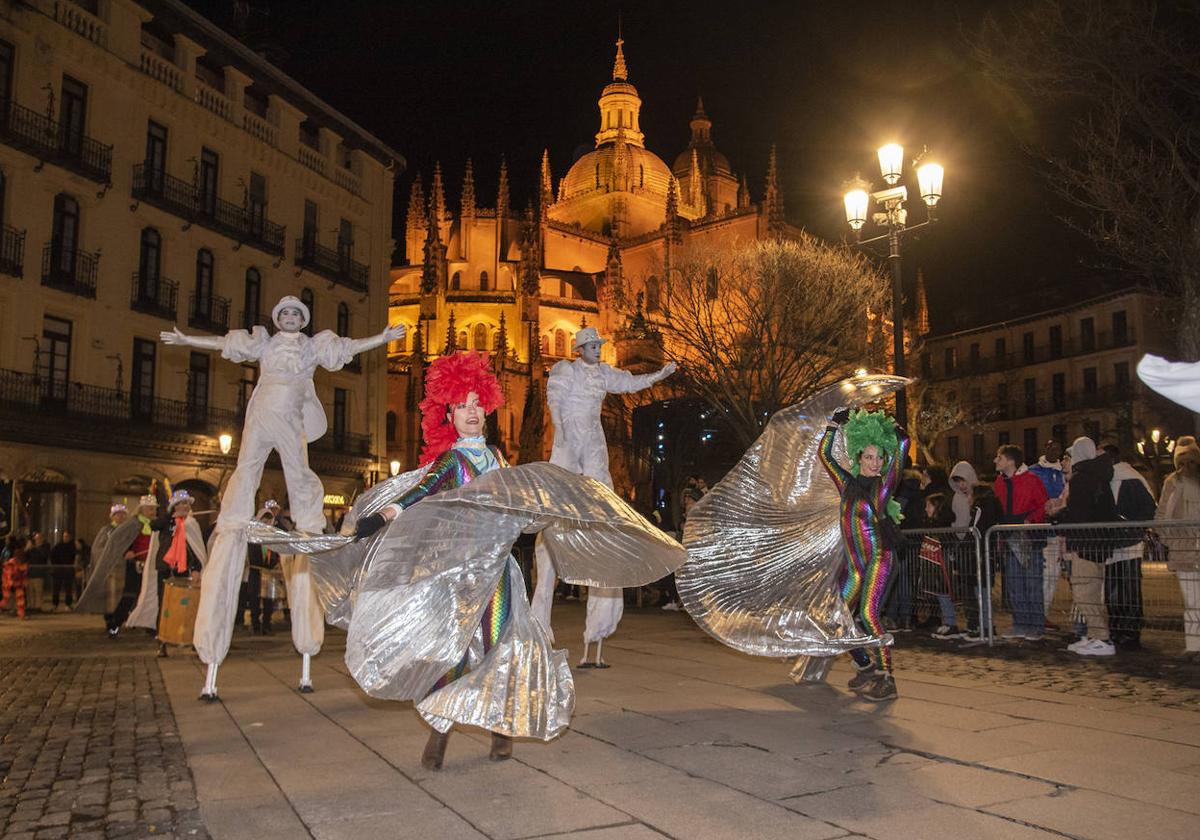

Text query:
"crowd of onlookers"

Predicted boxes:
[[884, 435, 1200, 659], [1, 531, 92, 619]]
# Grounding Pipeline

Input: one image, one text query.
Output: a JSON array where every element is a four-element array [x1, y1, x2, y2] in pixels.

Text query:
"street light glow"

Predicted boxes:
[[390, 459, 401, 476], [917, 161, 944, 206], [218, 432, 233, 455], [1151, 428, 1161, 444], [877, 143, 904, 185], [843, 187, 869, 231]]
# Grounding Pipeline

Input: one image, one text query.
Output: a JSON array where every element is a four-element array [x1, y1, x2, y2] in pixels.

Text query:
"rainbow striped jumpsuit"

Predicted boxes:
[[382, 442, 513, 692], [818, 426, 909, 673]]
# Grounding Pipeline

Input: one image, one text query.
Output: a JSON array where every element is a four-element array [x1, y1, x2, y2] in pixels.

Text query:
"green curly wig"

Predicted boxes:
[[843, 408, 902, 522]]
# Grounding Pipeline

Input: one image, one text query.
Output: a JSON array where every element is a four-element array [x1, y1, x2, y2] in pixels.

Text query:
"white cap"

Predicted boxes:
[[138, 495, 159, 508], [1068, 436, 1097, 465], [271, 295, 311, 328], [573, 327, 607, 350]]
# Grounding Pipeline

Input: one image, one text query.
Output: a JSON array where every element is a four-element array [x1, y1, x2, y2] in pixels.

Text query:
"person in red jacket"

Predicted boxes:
[[993, 445, 1050, 640]]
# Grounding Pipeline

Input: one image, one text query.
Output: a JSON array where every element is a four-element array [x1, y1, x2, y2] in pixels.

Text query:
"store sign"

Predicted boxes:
[[323, 494, 347, 506]]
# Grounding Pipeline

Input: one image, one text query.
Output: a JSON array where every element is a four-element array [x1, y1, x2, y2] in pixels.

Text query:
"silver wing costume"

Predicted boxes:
[[249, 462, 685, 740], [677, 374, 909, 658]]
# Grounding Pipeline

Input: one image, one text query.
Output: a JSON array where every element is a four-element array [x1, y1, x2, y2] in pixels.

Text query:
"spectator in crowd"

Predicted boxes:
[[1056, 437, 1117, 656], [1029, 441, 1066, 628], [25, 532, 48, 610], [0, 546, 30, 619], [949, 461, 979, 531], [965, 482, 1003, 640], [1157, 435, 1200, 659], [1102, 444, 1156, 651], [49, 531, 78, 612], [651, 509, 683, 611], [921, 492, 963, 639], [993, 445, 1050, 640], [884, 458, 924, 633]]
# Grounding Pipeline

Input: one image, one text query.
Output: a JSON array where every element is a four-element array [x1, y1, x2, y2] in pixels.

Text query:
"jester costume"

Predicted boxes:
[[818, 410, 908, 685]]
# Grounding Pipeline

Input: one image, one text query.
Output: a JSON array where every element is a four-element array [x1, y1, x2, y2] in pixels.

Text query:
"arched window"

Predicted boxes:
[[243, 268, 261, 329], [194, 249, 214, 319], [554, 328, 566, 357], [51, 194, 80, 277], [450, 271, 461, 291], [337, 301, 350, 336], [639, 165, 644, 188], [138, 228, 161, 299], [300, 287, 315, 336], [386, 411, 397, 442], [540, 335, 550, 356], [479, 270, 489, 292], [457, 329, 468, 349], [558, 279, 568, 298], [473, 323, 488, 350]]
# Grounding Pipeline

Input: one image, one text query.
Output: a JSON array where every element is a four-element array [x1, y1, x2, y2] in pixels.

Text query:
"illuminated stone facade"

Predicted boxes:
[[387, 39, 796, 492]]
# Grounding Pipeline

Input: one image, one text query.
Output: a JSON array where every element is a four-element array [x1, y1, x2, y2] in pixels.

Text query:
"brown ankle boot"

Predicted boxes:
[[489, 732, 513, 761], [421, 730, 450, 770]]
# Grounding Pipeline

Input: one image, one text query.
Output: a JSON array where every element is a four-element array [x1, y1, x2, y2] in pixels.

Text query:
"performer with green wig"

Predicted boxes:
[[818, 406, 909, 701]]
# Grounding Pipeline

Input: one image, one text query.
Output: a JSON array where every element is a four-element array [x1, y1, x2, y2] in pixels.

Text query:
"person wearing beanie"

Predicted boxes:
[[1056, 437, 1117, 656], [1158, 435, 1200, 658]]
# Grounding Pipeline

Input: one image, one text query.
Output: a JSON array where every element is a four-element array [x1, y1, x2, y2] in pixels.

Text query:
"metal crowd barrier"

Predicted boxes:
[[982, 520, 1199, 648], [882, 527, 988, 643]]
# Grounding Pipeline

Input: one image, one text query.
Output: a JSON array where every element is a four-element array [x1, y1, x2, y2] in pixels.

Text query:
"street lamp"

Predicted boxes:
[[218, 432, 233, 455], [389, 459, 401, 476], [1136, 429, 1175, 484], [841, 143, 944, 426]]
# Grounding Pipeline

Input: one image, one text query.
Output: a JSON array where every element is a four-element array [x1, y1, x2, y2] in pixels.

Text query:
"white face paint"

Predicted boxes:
[[276, 307, 305, 333], [578, 340, 603, 364], [450, 391, 485, 437]]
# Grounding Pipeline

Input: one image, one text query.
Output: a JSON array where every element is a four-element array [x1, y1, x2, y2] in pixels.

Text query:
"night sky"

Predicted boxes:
[[183, 0, 1101, 333]]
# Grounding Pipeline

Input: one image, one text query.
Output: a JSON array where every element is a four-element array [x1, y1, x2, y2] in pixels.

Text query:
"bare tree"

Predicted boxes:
[[644, 237, 889, 451], [973, 0, 1200, 359], [909, 380, 966, 466]]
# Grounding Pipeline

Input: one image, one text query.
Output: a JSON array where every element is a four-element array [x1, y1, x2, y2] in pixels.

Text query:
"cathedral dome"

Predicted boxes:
[[560, 143, 674, 202]]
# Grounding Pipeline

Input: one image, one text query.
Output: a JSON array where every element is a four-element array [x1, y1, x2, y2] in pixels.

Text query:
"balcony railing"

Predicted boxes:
[[309, 430, 372, 457], [1, 224, 25, 277], [0, 367, 238, 433], [41, 243, 99, 298], [132, 164, 286, 256], [294, 237, 369, 292], [966, 384, 1143, 423], [130, 272, 178, 320], [934, 328, 1140, 380], [189, 291, 230, 334], [0, 98, 112, 184]]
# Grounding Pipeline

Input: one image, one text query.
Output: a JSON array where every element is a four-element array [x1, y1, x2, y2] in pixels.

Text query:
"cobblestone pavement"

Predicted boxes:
[[0, 619, 208, 840], [894, 629, 1200, 709]]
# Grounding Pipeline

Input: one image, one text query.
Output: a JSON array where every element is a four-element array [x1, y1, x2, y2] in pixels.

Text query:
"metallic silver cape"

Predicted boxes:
[[253, 462, 685, 740], [677, 374, 909, 658], [245, 463, 431, 628], [75, 518, 142, 614]]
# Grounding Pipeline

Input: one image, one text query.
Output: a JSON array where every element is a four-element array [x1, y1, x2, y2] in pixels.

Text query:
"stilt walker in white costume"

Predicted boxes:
[[531, 326, 675, 667], [159, 295, 403, 700]]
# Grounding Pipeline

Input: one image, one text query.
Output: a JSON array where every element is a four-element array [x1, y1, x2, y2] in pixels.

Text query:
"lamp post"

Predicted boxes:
[[1136, 428, 1175, 485], [842, 144, 944, 427]]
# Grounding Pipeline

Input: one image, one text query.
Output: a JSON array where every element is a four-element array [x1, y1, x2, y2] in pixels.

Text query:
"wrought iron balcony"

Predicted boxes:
[[1, 224, 24, 277], [132, 164, 286, 256], [309, 429, 372, 457], [0, 367, 239, 433], [0, 98, 112, 184], [41, 243, 99, 298], [130, 272, 179, 320], [188, 291, 230, 334], [294, 237, 369, 292]]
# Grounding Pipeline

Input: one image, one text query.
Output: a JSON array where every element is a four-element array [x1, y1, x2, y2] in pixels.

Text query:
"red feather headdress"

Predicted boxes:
[[418, 351, 505, 465]]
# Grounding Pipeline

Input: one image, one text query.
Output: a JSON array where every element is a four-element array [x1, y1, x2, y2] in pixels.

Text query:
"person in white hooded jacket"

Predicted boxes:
[[949, 461, 978, 531]]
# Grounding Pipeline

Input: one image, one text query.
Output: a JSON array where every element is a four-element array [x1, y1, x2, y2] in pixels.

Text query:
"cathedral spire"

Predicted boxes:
[[497, 156, 510, 216], [420, 201, 445, 296], [539, 149, 554, 211], [613, 35, 628, 81], [915, 269, 931, 337], [737, 173, 750, 209], [765, 145, 786, 235], [688, 147, 705, 214], [405, 175, 426, 259], [431, 161, 450, 228], [496, 311, 509, 362], [461, 158, 476, 217], [444, 309, 457, 354], [665, 176, 682, 245]]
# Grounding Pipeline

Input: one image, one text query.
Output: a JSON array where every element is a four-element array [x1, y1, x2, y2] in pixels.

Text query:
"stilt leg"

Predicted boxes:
[[577, 641, 594, 668], [592, 637, 610, 669], [298, 653, 314, 693], [200, 663, 219, 702]]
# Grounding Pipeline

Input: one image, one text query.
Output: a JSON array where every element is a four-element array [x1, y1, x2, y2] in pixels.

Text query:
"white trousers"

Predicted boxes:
[[282, 554, 324, 656], [1177, 570, 1200, 653]]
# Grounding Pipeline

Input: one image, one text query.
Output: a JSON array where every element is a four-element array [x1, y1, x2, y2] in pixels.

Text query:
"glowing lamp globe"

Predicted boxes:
[[917, 161, 944, 207], [877, 143, 904, 185], [843, 188, 869, 231]]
